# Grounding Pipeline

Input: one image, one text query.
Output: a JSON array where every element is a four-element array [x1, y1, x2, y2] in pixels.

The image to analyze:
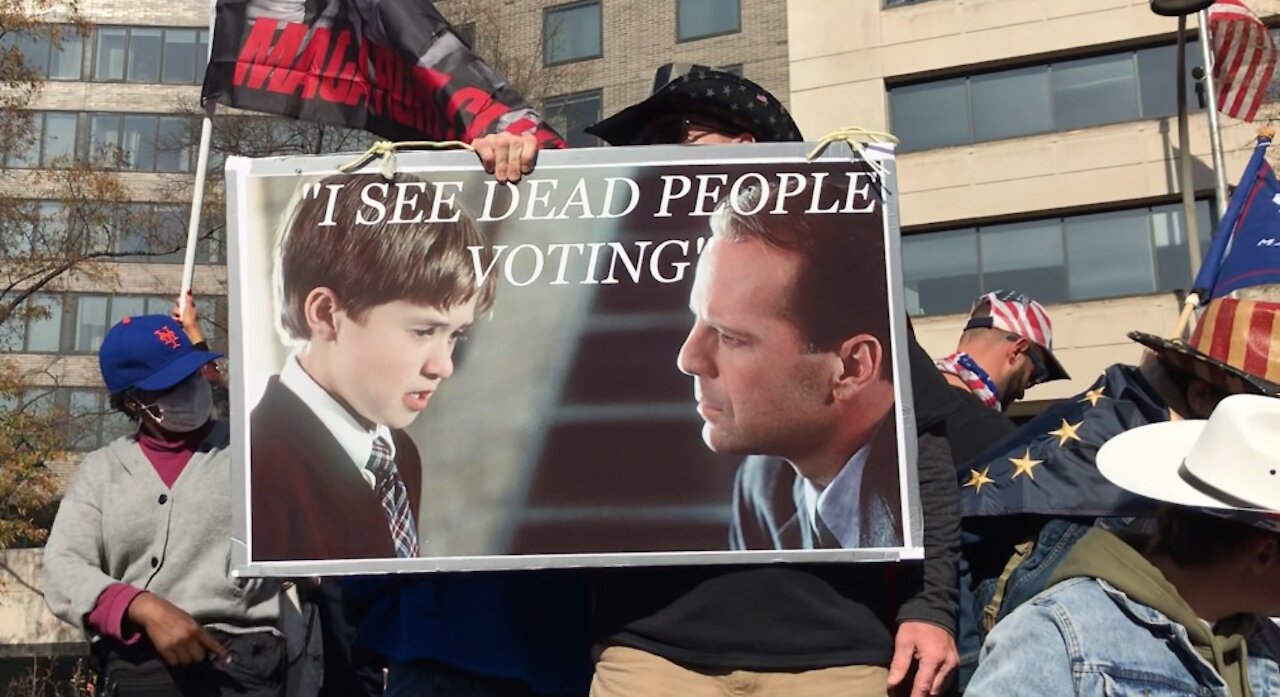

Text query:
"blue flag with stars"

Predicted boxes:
[[958, 364, 1172, 518]]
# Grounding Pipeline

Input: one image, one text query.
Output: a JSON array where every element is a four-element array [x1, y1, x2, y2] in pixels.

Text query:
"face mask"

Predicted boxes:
[[143, 374, 213, 433]]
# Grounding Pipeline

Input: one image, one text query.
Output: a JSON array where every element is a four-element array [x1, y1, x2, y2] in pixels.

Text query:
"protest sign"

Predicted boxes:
[[226, 143, 921, 575]]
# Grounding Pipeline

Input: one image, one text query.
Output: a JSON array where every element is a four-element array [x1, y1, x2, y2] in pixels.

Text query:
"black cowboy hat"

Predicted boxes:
[[584, 63, 803, 146]]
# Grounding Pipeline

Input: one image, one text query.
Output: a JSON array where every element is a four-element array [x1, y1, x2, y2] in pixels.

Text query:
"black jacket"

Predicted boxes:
[[591, 331, 973, 669]]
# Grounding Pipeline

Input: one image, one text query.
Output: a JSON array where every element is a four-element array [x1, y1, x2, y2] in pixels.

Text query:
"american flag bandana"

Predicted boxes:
[[367, 437, 420, 558], [935, 351, 1001, 411]]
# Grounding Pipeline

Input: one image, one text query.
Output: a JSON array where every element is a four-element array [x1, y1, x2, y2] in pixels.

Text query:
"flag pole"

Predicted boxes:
[[1171, 292, 1201, 339], [1175, 15, 1203, 280], [179, 0, 218, 315], [179, 103, 215, 312], [1198, 8, 1230, 218]]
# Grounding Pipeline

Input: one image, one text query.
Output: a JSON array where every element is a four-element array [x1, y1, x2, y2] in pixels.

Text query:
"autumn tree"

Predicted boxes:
[[0, 0, 223, 546]]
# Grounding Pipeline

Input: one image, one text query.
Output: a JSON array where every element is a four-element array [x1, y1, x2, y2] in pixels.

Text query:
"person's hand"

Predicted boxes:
[[472, 131, 539, 184], [170, 291, 205, 345], [126, 592, 226, 666], [887, 621, 958, 697]]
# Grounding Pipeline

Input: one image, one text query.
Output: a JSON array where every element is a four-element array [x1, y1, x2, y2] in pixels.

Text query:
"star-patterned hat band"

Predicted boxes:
[[1129, 297, 1280, 396]]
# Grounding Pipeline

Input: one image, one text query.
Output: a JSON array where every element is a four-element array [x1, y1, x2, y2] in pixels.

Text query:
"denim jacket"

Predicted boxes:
[[968, 576, 1280, 696]]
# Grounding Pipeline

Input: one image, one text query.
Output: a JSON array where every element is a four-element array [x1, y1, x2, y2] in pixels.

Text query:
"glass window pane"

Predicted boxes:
[[94, 27, 127, 80], [102, 409, 135, 443], [544, 2, 601, 64], [7, 113, 41, 168], [1065, 208, 1155, 300], [161, 29, 197, 84], [89, 114, 121, 164], [195, 30, 209, 82], [12, 30, 49, 77], [155, 206, 186, 261], [49, 31, 83, 80], [544, 91, 602, 148], [41, 112, 77, 166], [146, 296, 172, 315], [121, 116, 157, 171], [1153, 200, 1215, 291], [1136, 42, 1203, 119], [126, 28, 162, 82], [109, 295, 148, 327], [677, 0, 741, 41], [902, 229, 980, 316], [1052, 53, 1141, 130], [154, 116, 191, 172], [971, 66, 1052, 142], [68, 390, 102, 450], [889, 78, 970, 152], [75, 296, 109, 352], [36, 202, 67, 254], [23, 388, 56, 416], [978, 219, 1068, 304], [27, 294, 62, 352], [0, 318, 21, 352]]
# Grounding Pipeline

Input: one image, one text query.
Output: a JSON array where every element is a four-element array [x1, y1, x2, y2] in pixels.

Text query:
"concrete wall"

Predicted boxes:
[[0, 549, 83, 658]]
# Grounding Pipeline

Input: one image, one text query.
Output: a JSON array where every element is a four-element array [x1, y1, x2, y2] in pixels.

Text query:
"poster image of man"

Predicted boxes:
[[678, 181, 902, 551], [227, 147, 918, 574]]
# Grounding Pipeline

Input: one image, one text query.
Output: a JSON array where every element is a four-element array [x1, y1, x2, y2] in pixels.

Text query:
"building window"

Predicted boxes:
[[544, 90, 602, 148], [0, 388, 135, 451], [92, 26, 209, 84], [0, 25, 85, 80], [4, 112, 79, 168], [544, 1, 602, 66], [677, 0, 740, 42], [0, 294, 64, 353], [1, 292, 222, 356], [888, 41, 1204, 152], [719, 63, 744, 77], [902, 200, 1213, 316], [88, 113, 196, 172], [7, 198, 221, 265]]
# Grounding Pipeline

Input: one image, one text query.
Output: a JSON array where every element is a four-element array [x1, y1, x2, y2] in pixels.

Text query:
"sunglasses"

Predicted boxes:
[[1006, 334, 1051, 388], [634, 115, 744, 145], [1024, 345, 1051, 387]]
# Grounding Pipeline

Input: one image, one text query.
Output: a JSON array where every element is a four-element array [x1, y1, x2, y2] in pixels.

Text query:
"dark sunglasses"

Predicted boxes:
[[1024, 346, 1050, 387], [633, 114, 742, 145], [1006, 334, 1050, 387]]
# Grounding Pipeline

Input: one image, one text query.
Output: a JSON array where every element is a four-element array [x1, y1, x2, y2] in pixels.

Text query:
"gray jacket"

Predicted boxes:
[[43, 421, 279, 635]]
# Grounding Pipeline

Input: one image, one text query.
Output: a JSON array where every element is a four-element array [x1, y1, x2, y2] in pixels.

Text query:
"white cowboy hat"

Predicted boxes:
[[1097, 394, 1280, 518]]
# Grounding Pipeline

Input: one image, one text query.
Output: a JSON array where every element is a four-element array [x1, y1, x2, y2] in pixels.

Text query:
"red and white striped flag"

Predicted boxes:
[[1208, 0, 1278, 122]]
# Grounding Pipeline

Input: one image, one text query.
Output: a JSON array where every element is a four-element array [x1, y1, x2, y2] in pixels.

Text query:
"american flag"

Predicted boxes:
[[1208, 0, 1278, 122]]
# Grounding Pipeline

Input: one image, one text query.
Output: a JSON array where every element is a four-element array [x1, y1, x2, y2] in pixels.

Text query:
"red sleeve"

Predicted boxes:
[[86, 583, 145, 644]]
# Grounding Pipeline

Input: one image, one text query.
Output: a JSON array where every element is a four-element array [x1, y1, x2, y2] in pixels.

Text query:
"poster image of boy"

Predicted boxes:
[[677, 178, 903, 550], [250, 172, 496, 562]]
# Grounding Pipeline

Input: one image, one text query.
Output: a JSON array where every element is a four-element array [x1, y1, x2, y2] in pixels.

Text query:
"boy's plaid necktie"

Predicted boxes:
[[366, 437, 419, 558]]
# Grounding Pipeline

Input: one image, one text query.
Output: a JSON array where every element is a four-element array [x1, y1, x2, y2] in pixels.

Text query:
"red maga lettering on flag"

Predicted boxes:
[[1208, 0, 1277, 122], [203, 0, 566, 148]]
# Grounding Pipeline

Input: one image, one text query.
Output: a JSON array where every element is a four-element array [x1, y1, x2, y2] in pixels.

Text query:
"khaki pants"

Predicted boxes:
[[590, 645, 890, 697]]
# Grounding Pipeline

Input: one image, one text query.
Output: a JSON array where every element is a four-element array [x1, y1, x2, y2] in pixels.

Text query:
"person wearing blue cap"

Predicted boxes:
[[42, 311, 285, 696]]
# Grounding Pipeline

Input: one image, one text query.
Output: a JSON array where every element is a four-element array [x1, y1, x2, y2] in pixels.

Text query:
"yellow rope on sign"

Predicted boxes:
[[339, 139, 476, 177], [805, 127, 900, 181]]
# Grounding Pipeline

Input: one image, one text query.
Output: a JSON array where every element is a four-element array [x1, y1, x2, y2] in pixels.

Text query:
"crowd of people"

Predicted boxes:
[[40, 61, 1280, 697]]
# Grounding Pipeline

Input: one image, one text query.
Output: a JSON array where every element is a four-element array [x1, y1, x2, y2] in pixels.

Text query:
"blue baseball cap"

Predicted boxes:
[[98, 314, 222, 395]]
